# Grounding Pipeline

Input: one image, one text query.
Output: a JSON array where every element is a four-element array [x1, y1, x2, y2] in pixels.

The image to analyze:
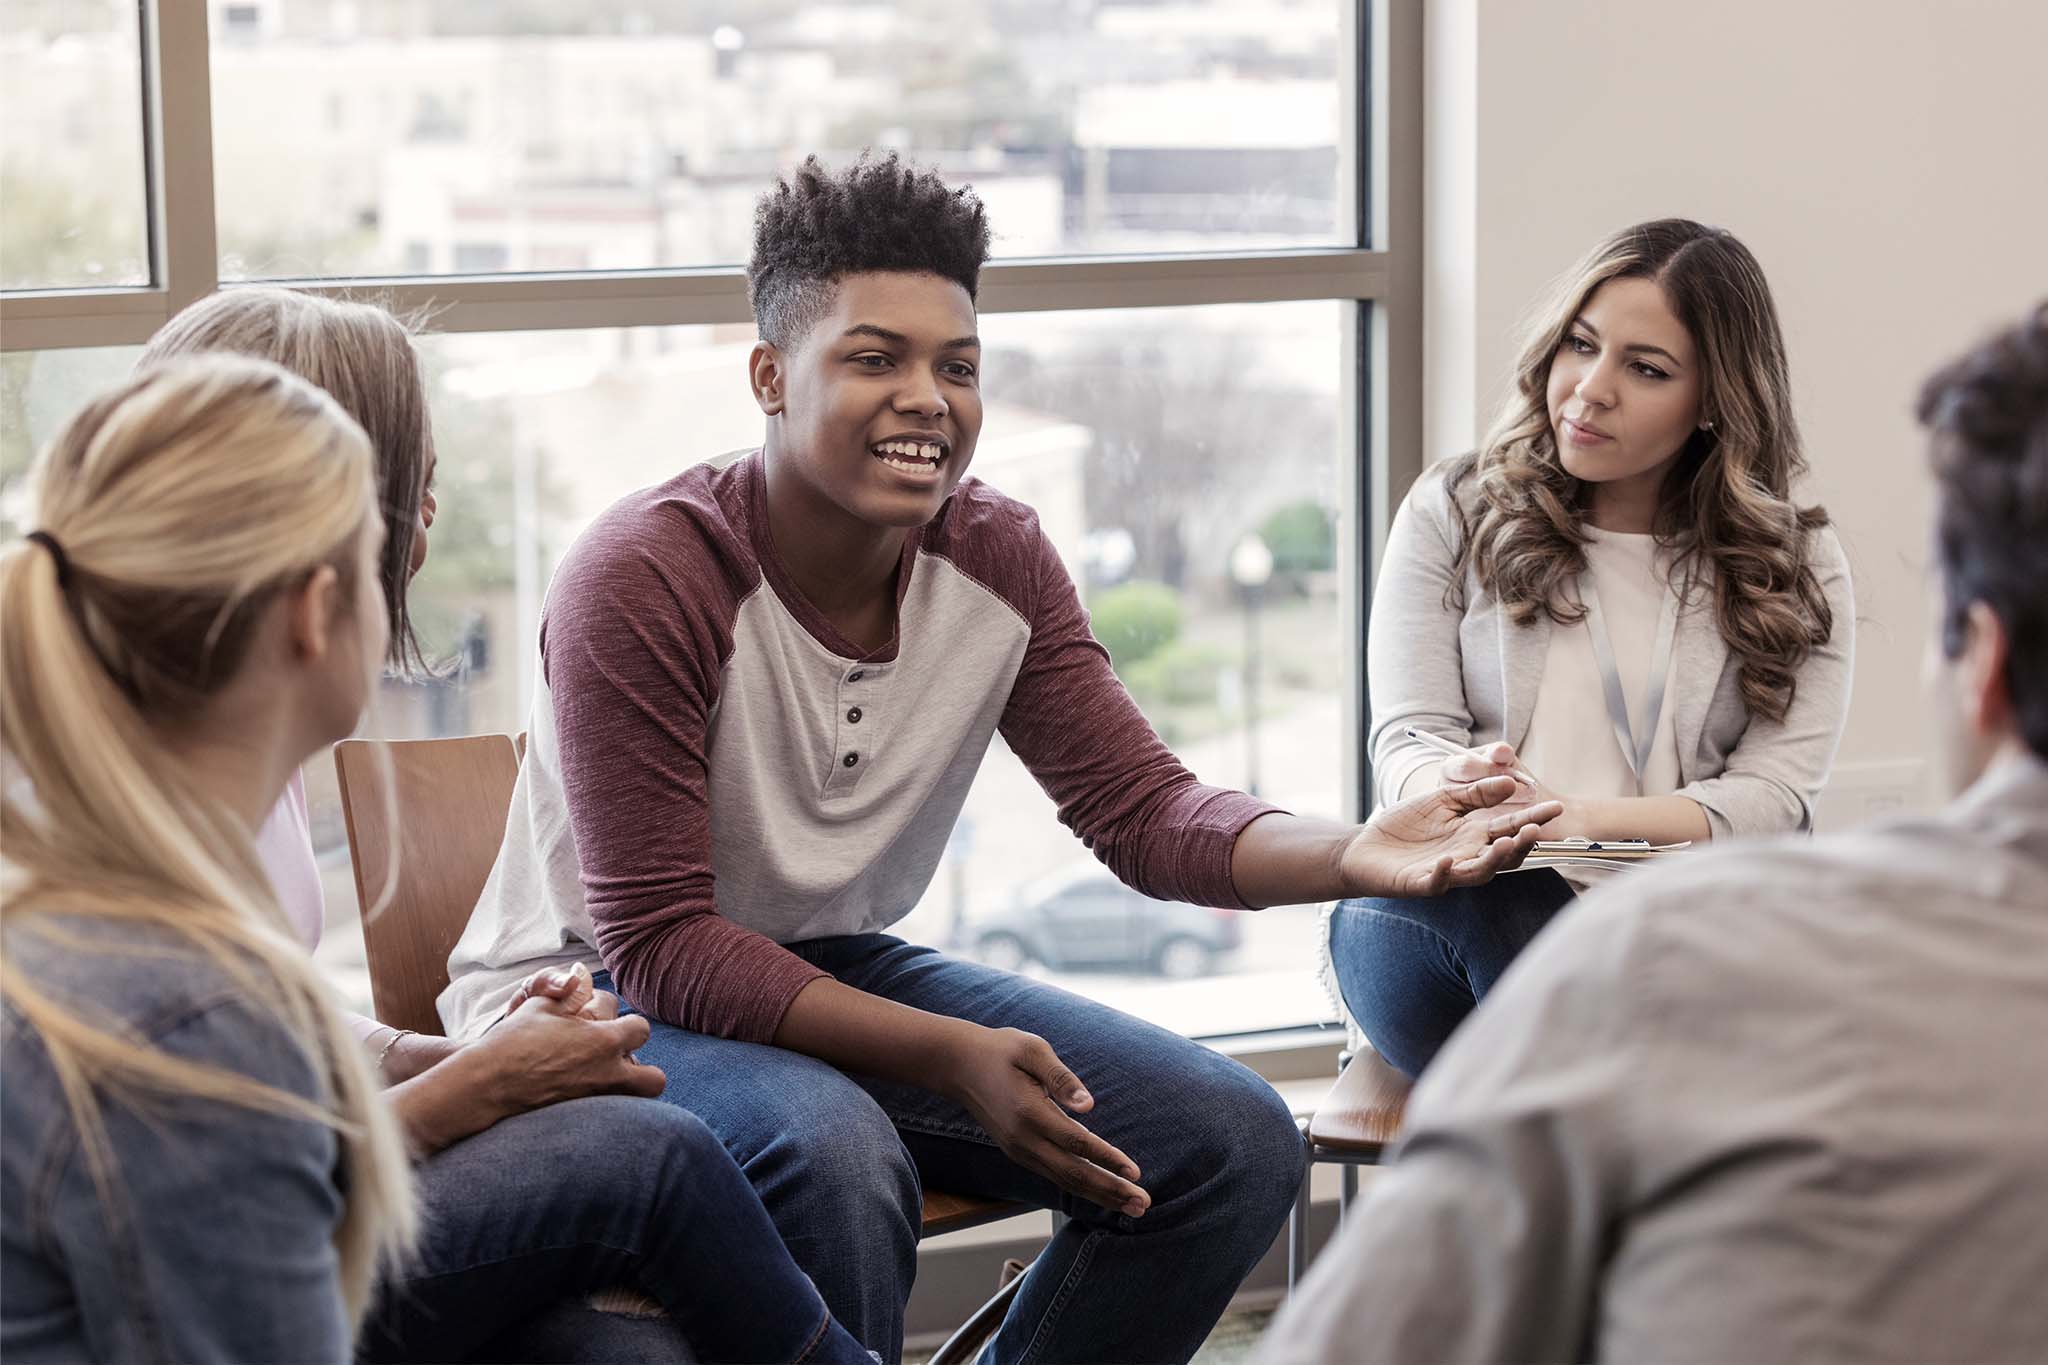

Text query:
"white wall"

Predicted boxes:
[[1425, 0, 2048, 824]]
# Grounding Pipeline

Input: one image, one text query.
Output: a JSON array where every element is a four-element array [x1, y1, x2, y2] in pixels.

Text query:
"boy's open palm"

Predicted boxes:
[[1339, 775, 1561, 898]]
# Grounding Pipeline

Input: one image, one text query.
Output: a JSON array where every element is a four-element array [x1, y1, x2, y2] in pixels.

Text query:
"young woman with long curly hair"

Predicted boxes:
[[1329, 218, 1856, 1078]]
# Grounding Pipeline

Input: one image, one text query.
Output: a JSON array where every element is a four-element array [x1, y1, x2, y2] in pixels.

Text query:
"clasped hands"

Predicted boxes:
[[471, 962, 666, 1116]]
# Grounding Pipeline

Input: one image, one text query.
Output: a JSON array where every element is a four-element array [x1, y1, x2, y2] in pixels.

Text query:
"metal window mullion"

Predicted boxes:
[[147, 0, 218, 319], [1349, 0, 1425, 820], [241, 249, 1390, 339], [979, 251, 1386, 314], [1370, 0, 1425, 559], [2, 249, 1390, 350]]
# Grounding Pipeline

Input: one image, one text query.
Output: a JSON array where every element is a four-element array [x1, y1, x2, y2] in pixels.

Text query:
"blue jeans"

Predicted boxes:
[[359, 1094, 870, 1365], [601, 936, 1304, 1365], [1328, 870, 1577, 1078]]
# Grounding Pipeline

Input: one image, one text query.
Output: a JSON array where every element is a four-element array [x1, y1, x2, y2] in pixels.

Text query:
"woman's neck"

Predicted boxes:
[[157, 692, 300, 835], [1585, 467, 1666, 534]]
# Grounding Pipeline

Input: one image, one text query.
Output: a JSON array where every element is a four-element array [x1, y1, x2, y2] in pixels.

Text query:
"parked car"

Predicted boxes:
[[973, 872, 1243, 979]]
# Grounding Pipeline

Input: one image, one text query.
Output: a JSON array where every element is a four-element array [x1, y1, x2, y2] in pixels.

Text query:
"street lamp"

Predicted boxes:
[[1229, 532, 1274, 797]]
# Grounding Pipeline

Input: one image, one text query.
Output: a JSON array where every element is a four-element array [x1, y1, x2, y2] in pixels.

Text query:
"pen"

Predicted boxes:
[[1402, 725, 1539, 786]]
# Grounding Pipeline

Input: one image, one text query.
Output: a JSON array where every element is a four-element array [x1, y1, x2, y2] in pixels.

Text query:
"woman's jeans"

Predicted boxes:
[[600, 935, 1305, 1365], [1328, 870, 1577, 1078], [359, 1093, 870, 1365]]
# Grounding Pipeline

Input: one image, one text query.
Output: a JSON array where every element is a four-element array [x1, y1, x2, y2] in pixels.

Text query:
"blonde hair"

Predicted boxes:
[[0, 356, 416, 1325], [1445, 218, 1833, 722], [141, 287, 435, 675]]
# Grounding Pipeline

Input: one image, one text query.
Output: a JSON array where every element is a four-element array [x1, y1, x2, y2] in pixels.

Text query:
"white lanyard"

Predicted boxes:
[[1577, 573, 1679, 797]]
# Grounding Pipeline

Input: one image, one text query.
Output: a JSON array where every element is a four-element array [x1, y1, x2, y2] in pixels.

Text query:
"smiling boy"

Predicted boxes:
[[443, 154, 1552, 1363]]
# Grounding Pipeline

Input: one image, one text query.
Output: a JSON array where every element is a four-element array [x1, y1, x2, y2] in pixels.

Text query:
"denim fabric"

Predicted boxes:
[[1328, 870, 1577, 1078], [0, 914, 866, 1365], [3, 924, 354, 1364], [361, 1095, 870, 1365], [599, 936, 1305, 1365]]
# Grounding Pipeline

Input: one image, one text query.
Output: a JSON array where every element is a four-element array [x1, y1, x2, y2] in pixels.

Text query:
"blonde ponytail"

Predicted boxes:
[[0, 356, 416, 1325]]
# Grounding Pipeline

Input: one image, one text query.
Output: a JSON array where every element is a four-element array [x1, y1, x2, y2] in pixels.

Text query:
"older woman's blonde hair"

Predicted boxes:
[[0, 356, 416, 1325], [142, 287, 435, 675], [1444, 218, 1833, 722]]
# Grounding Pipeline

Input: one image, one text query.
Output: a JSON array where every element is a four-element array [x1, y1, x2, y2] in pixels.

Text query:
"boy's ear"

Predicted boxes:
[[287, 564, 344, 664], [749, 341, 786, 416]]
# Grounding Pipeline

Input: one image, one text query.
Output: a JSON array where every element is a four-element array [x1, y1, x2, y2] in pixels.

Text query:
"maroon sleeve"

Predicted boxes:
[[989, 512, 1281, 908], [543, 484, 826, 1041]]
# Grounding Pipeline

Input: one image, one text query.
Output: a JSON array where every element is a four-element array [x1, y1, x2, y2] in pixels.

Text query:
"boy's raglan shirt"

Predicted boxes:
[[439, 452, 1277, 1041]]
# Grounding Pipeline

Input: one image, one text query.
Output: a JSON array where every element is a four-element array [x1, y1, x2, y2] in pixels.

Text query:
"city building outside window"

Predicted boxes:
[[2, 0, 1424, 1055]]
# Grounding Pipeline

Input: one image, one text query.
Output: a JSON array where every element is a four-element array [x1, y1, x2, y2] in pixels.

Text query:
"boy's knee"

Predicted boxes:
[[760, 1103, 922, 1229], [1193, 1062, 1306, 1210]]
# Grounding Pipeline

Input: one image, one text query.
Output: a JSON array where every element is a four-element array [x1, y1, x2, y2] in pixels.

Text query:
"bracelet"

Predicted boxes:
[[375, 1027, 416, 1071]]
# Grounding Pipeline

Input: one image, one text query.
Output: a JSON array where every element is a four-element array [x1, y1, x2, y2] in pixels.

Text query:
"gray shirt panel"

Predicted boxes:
[[1265, 752, 2048, 1363]]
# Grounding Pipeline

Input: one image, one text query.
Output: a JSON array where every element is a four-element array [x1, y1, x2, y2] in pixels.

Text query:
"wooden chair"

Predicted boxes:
[[333, 733, 1029, 1356], [336, 733, 524, 1035], [1286, 1046, 1412, 1290]]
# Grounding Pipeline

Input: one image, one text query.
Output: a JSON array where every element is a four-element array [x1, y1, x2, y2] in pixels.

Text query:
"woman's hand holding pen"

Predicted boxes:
[[1439, 742, 1573, 837], [1438, 740, 1533, 788]]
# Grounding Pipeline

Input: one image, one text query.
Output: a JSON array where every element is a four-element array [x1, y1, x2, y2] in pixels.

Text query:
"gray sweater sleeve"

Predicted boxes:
[[1262, 891, 1645, 1364], [1366, 470, 1480, 809], [1673, 526, 1856, 837]]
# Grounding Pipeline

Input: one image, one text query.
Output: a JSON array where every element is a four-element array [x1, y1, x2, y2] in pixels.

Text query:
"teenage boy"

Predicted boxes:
[[443, 155, 1557, 1363], [1264, 303, 2048, 1363]]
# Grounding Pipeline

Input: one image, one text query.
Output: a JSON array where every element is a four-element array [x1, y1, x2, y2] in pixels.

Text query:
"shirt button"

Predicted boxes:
[[847, 707, 863, 724], [843, 752, 860, 768], [848, 671, 864, 683]]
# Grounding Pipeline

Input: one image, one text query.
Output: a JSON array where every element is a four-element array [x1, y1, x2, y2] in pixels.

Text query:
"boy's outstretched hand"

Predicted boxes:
[[1338, 775, 1562, 898]]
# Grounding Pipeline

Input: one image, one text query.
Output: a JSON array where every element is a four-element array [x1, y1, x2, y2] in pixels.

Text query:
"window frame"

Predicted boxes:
[[1, 0, 1424, 1065]]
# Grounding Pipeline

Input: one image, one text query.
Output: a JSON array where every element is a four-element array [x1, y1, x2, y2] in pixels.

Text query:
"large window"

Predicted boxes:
[[0, 3, 149, 288], [2, 1, 1422, 1044], [207, 2, 1351, 278]]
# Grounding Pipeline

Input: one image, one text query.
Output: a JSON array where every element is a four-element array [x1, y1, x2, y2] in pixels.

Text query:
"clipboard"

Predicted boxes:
[[1508, 837, 1693, 873]]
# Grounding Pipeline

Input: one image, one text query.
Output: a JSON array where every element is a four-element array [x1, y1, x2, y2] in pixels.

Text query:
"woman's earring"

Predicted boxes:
[[1698, 418, 1715, 431]]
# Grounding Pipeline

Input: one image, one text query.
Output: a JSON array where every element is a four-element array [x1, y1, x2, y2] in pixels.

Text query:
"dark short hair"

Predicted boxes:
[[1919, 302, 2048, 760], [746, 153, 992, 350]]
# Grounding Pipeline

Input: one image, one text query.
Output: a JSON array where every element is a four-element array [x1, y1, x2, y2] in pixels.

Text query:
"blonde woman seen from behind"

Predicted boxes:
[[1330, 219, 1855, 1078], [138, 285, 874, 1365], [0, 357, 415, 1361]]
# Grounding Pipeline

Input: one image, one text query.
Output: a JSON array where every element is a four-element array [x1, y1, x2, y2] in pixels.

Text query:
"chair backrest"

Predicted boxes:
[[333, 733, 521, 1035]]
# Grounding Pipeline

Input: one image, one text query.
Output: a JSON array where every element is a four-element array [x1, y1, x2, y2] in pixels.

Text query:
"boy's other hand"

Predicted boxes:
[[1340, 776, 1562, 898], [940, 1026, 1152, 1220]]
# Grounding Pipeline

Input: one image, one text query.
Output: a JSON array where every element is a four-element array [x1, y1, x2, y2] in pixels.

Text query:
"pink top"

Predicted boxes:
[[256, 769, 386, 1043], [253, 770, 325, 950]]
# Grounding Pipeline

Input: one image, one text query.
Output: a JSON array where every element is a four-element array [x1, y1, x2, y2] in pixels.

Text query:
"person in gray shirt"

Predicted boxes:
[[1265, 304, 2048, 1365]]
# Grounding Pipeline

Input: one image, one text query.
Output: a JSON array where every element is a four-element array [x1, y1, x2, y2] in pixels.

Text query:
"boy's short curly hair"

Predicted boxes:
[[747, 153, 992, 350]]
